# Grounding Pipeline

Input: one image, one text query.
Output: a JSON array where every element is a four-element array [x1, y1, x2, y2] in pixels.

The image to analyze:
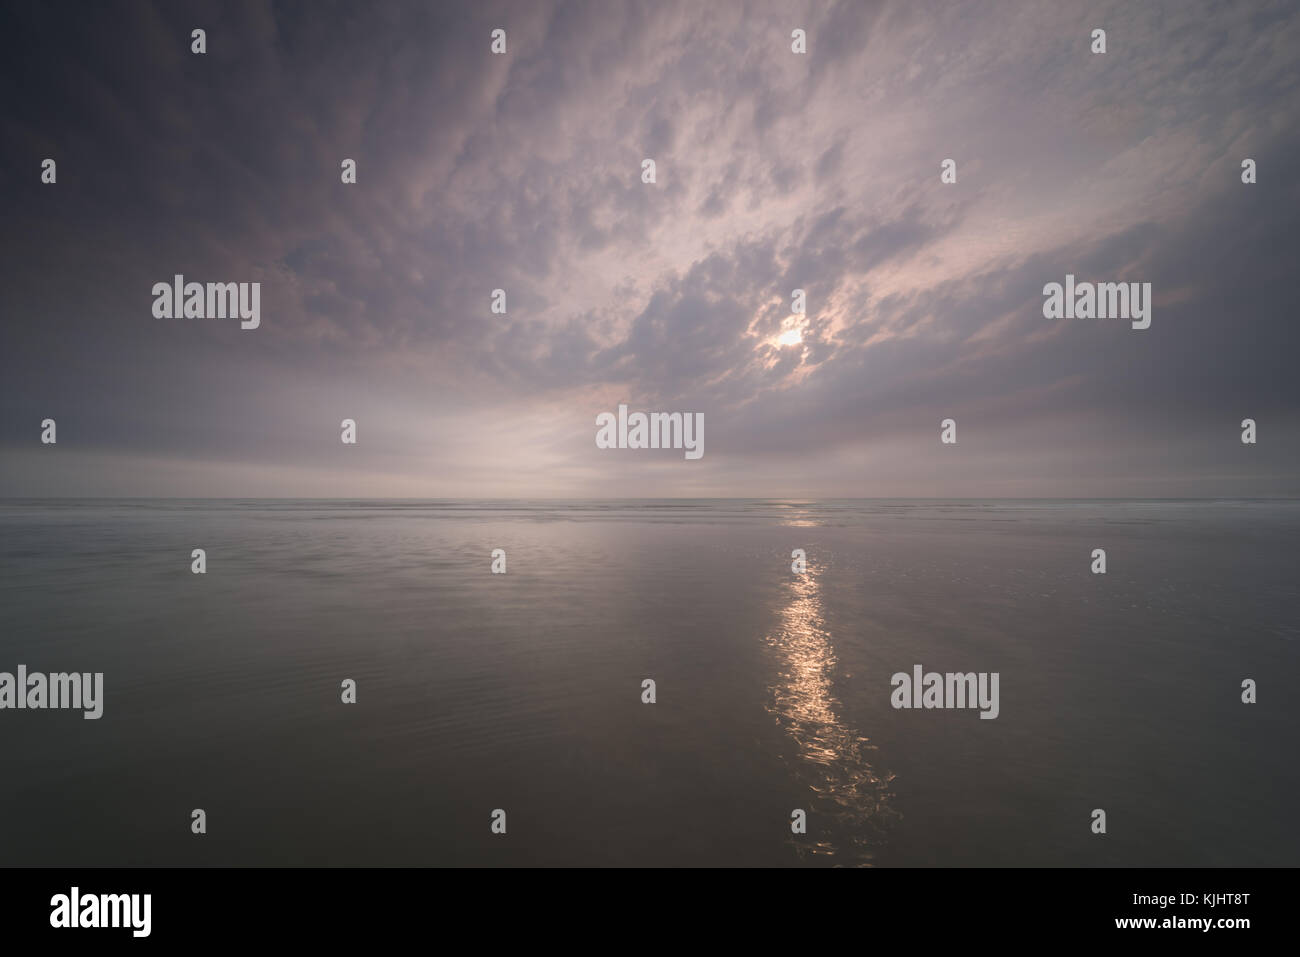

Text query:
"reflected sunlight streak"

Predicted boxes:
[[765, 560, 898, 865]]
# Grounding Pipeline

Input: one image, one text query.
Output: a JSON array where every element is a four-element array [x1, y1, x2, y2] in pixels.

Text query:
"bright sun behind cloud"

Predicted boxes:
[[777, 328, 803, 347]]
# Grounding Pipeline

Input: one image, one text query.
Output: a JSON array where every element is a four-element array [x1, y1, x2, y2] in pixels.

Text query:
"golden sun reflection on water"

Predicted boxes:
[[776, 503, 819, 528], [766, 565, 898, 865]]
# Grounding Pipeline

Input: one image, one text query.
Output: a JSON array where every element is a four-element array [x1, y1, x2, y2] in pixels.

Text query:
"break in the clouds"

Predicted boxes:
[[1, 0, 1298, 497]]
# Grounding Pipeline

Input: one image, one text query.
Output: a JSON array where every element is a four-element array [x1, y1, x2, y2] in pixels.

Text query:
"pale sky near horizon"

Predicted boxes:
[[2, 0, 1298, 498]]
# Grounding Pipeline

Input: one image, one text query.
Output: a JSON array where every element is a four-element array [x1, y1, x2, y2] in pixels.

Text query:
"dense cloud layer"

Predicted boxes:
[[2, 0, 1297, 496]]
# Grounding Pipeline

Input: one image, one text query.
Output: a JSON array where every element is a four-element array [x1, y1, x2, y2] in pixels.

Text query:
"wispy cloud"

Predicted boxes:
[[2, 0, 1297, 496]]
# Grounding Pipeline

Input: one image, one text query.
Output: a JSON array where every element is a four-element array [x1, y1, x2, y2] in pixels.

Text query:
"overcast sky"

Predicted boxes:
[[2, 0, 1297, 497]]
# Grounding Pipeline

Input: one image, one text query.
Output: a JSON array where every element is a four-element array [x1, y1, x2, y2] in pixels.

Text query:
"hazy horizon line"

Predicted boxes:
[[4, 496, 1298, 503]]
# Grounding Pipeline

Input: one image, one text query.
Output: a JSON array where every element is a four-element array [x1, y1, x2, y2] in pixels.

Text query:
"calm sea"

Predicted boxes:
[[0, 499, 1296, 866]]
